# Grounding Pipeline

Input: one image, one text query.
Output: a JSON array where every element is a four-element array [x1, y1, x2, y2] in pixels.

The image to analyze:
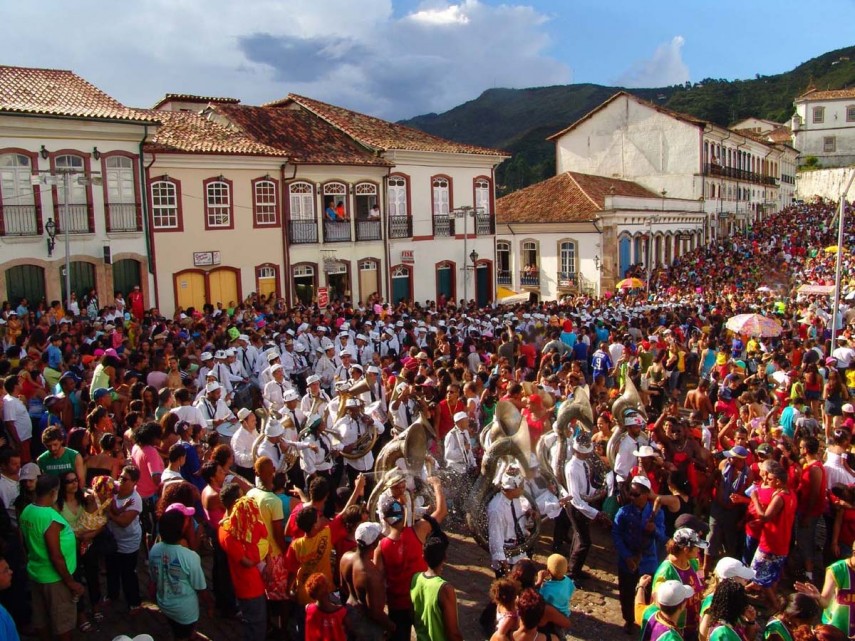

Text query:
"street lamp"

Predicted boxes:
[[45, 218, 56, 257], [470, 249, 479, 264], [453, 205, 483, 303]]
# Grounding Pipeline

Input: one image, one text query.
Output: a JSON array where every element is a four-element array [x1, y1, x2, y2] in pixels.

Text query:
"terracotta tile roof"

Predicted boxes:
[[279, 94, 508, 157], [547, 91, 706, 141], [151, 93, 240, 109], [143, 110, 287, 156], [0, 65, 155, 123], [211, 104, 390, 166], [796, 87, 855, 101], [497, 171, 657, 223], [766, 126, 793, 144]]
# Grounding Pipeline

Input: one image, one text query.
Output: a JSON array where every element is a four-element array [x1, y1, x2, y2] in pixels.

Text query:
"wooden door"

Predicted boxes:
[[208, 269, 238, 308], [175, 270, 205, 312]]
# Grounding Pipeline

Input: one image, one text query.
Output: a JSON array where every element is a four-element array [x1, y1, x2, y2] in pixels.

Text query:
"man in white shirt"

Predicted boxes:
[[231, 407, 259, 480], [195, 352, 215, 390], [3, 376, 32, 462], [170, 388, 208, 429], [444, 411, 475, 475], [279, 341, 297, 382], [334, 352, 356, 384], [314, 345, 337, 395], [833, 336, 855, 377], [263, 364, 292, 415], [258, 349, 281, 391], [609, 411, 646, 484], [0, 448, 21, 525], [300, 375, 330, 418], [564, 437, 611, 583], [335, 398, 384, 491], [194, 382, 237, 436], [486, 467, 532, 576]]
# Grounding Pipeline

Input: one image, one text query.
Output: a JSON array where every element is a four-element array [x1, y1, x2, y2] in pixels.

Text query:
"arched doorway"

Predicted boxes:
[[618, 235, 632, 278], [61, 261, 96, 304], [475, 262, 491, 307], [174, 270, 206, 312], [208, 268, 239, 308], [436, 261, 455, 303], [325, 260, 350, 302], [256, 265, 278, 301], [5, 264, 45, 307], [112, 258, 141, 298], [358, 259, 379, 304], [293, 264, 316, 305], [391, 265, 412, 304]]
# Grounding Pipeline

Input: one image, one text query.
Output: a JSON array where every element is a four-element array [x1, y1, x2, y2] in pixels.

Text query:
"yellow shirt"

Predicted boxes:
[[289, 525, 332, 605], [247, 488, 284, 556]]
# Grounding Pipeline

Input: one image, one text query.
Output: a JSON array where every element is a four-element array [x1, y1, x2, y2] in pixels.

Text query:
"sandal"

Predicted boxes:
[[92, 610, 105, 623], [78, 620, 94, 633]]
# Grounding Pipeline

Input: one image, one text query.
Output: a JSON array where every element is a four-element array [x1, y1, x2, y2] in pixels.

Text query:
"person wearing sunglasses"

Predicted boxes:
[[106, 465, 143, 615]]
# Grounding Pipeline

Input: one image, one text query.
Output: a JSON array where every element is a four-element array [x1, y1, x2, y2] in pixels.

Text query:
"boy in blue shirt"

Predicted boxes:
[[538, 553, 575, 636]]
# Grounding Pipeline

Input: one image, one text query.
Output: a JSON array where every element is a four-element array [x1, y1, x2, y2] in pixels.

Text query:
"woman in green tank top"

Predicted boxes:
[[763, 593, 821, 641], [796, 547, 855, 638]]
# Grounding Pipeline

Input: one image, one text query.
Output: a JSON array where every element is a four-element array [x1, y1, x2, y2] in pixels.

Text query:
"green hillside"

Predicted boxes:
[[401, 45, 855, 195]]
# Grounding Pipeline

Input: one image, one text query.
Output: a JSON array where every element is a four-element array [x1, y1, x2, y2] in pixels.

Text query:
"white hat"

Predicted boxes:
[[270, 363, 283, 374], [395, 382, 409, 395], [714, 557, 756, 581], [623, 412, 646, 428], [237, 407, 253, 421], [266, 350, 280, 362], [286, 329, 295, 337], [573, 439, 593, 454], [306, 374, 320, 385], [266, 420, 284, 437], [630, 475, 652, 491], [453, 411, 469, 423], [298, 323, 310, 332], [224, 348, 236, 357], [214, 350, 227, 359], [367, 366, 381, 374], [339, 350, 352, 357], [843, 403, 855, 414], [632, 445, 658, 458], [356, 334, 368, 341], [500, 467, 524, 490], [345, 398, 361, 408], [205, 370, 218, 380], [283, 389, 300, 403], [656, 580, 694, 607], [316, 346, 327, 354], [201, 351, 213, 361], [350, 363, 364, 372], [294, 343, 306, 352], [205, 381, 221, 394], [355, 522, 382, 547], [238, 334, 250, 342]]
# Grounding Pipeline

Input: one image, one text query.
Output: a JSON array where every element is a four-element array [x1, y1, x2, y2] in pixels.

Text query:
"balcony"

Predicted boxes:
[[557, 271, 578, 289], [475, 212, 494, 235], [520, 269, 540, 287], [497, 270, 512, 286], [289, 220, 318, 244], [107, 203, 140, 232], [355, 219, 382, 241], [56, 204, 90, 233], [702, 163, 778, 186], [388, 215, 411, 239], [323, 220, 351, 243], [2, 204, 39, 235], [433, 214, 453, 237]]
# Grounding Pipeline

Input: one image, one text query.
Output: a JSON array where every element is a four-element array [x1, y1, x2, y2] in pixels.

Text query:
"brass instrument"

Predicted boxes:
[[338, 396, 380, 460], [251, 407, 298, 473], [334, 378, 372, 421], [607, 376, 647, 469]]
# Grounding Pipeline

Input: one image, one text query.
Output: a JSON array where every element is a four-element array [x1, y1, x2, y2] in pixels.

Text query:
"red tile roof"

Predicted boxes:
[[144, 110, 287, 156], [547, 91, 706, 141], [796, 87, 855, 101], [0, 65, 155, 123], [497, 171, 657, 223], [212, 104, 390, 166], [152, 94, 241, 109], [766, 126, 793, 144], [280, 94, 508, 157]]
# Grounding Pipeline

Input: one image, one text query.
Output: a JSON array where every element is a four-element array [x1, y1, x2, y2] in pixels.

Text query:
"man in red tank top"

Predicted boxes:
[[795, 436, 827, 582], [375, 476, 446, 641]]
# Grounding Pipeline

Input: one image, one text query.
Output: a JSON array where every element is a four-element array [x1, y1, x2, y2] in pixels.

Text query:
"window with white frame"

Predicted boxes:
[[521, 240, 538, 269], [824, 136, 837, 153], [323, 182, 347, 217], [388, 176, 407, 217], [813, 106, 825, 123], [0, 154, 34, 208], [151, 181, 178, 229], [105, 157, 135, 204], [559, 241, 577, 275], [254, 179, 277, 225], [354, 182, 377, 219], [289, 182, 315, 220], [206, 179, 231, 227], [848, 105, 855, 122], [432, 177, 450, 216], [474, 178, 490, 214], [359, 260, 377, 271], [496, 240, 510, 273], [55, 155, 86, 205], [294, 264, 314, 277]]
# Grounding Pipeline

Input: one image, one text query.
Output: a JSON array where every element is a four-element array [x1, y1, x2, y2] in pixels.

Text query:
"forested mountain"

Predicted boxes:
[[401, 46, 855, 194]]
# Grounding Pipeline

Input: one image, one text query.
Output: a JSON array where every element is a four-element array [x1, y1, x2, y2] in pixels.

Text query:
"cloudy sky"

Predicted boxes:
[[1, 0, 853, 121]]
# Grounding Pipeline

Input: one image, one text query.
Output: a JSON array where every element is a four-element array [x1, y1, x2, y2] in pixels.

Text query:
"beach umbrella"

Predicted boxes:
[[725, 313, 783, 337], [616, 278, 645, 289], [825, 245, 847, 253]]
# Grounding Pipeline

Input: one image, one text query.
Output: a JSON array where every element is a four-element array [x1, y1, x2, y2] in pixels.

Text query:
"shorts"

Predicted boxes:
[[262, 552, 289, 601], [31, 580, 77, 636], [825, 400, 843, 417], [751, 549, 786, 587], [166, 617, 197, 639], [805, 390, 821, 401]]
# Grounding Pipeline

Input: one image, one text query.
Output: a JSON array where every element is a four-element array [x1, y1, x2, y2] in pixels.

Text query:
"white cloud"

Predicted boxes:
[[615, 36, 690, 88], [0, 0, 570, 120]]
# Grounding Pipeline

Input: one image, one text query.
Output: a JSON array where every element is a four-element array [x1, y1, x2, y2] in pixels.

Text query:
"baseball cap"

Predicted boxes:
[[383, 500, 405, 524], [843, 403, 855, 414], [92, 387, 114, 401], [355, 522, 382, 547], [19, 462, 40, 481], [623, 411, 646, 428], [673, 527, 709, 549], [165, 503, 195, 517], [723, 445, 749, 459], [630, 475, 652, 491], [714, 557, 756, 581], [656, 580, 695, 607]]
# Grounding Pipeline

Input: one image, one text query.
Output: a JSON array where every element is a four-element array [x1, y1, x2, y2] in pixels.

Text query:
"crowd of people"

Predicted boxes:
[[0, 198, 854, 641]]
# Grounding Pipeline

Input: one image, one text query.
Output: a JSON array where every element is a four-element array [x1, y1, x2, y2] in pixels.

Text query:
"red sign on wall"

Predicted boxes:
[[401, 250, 414, 264], [318, 288, 329, 307]]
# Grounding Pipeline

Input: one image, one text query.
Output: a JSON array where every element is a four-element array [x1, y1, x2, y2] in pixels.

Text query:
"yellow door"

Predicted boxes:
[[175, 271, 205, 312], [257, 266, 277, 299], [358, 260, 378, 305], [208, 269, 238, 308]]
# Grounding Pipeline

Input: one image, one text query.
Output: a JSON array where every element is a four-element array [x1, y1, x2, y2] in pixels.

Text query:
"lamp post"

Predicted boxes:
[[453, 206, 482, 304], [831, 170, 855, 347], [45, 217, 56, 257]]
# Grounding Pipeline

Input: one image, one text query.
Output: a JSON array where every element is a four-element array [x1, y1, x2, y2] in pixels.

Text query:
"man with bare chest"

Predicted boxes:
[[684, 379, 714, 422], [340, 521, 395, 640]]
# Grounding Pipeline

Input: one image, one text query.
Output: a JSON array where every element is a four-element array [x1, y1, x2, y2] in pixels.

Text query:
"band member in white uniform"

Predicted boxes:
[[443, 411, 477, 520], [314, 345, 337, 396], [334, 397, 384, 493], [231, 407, 259, 480], [300, 375, 330, 418], [487, 466, 533, 576], [263, 364, 292, 414], [299, 414, 338, 483], [194, 381, 238, 437], [258, 350, 281, 390]]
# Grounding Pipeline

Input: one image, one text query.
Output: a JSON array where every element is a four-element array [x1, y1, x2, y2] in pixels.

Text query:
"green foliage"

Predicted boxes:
[[801, 156, 820, 169], [400, 45, 855, 194]]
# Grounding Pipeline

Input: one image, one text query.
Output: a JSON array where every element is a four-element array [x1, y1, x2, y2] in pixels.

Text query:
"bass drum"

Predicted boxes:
[[231, 381, 254, 412]]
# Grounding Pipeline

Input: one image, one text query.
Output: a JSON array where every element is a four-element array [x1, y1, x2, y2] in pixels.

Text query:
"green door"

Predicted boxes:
[[437, 264, 453, 300], [476, 263, 490, 307], [60, 261, 96, 304], [112, 259, 141, 298], [5, 265, 46, 308], [391, 266, 410, 303]]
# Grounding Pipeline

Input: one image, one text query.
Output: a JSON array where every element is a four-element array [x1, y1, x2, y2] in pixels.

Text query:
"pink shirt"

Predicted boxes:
[[131, 444, 164, 498]]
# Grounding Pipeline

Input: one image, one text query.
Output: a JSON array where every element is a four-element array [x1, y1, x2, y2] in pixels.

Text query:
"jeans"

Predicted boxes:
[[388, 608, 414, 641], [106, 550, 140, 608], [237, 595, 267, 641], [568, 507, 592, 576], [617, 567, 639, 625]]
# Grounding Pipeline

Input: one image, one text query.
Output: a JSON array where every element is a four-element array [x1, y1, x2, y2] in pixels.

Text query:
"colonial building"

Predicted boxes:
[[0, 66, 156, 308], [548, 92, 798, 237], [792, 87, 855, 168], [496, 171, 706, 298]]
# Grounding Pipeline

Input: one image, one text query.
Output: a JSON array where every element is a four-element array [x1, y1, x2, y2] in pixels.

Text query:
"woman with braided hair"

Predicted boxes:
[[706, 579, 758, 641]]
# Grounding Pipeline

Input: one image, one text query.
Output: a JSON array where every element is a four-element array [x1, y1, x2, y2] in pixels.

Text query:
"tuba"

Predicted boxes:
[[339, 397, 380, 460], [334, 378, 372, 421], [607, 376, 648, 469], [251, 408, 298, 473]]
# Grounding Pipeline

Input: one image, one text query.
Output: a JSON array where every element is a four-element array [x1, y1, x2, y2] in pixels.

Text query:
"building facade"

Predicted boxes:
[[0, 66, 155, 309], [792, 88, 855, 168]]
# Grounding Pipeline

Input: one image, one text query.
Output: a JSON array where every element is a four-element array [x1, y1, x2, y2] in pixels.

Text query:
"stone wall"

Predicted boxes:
[[796, 166, 855, 201]]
